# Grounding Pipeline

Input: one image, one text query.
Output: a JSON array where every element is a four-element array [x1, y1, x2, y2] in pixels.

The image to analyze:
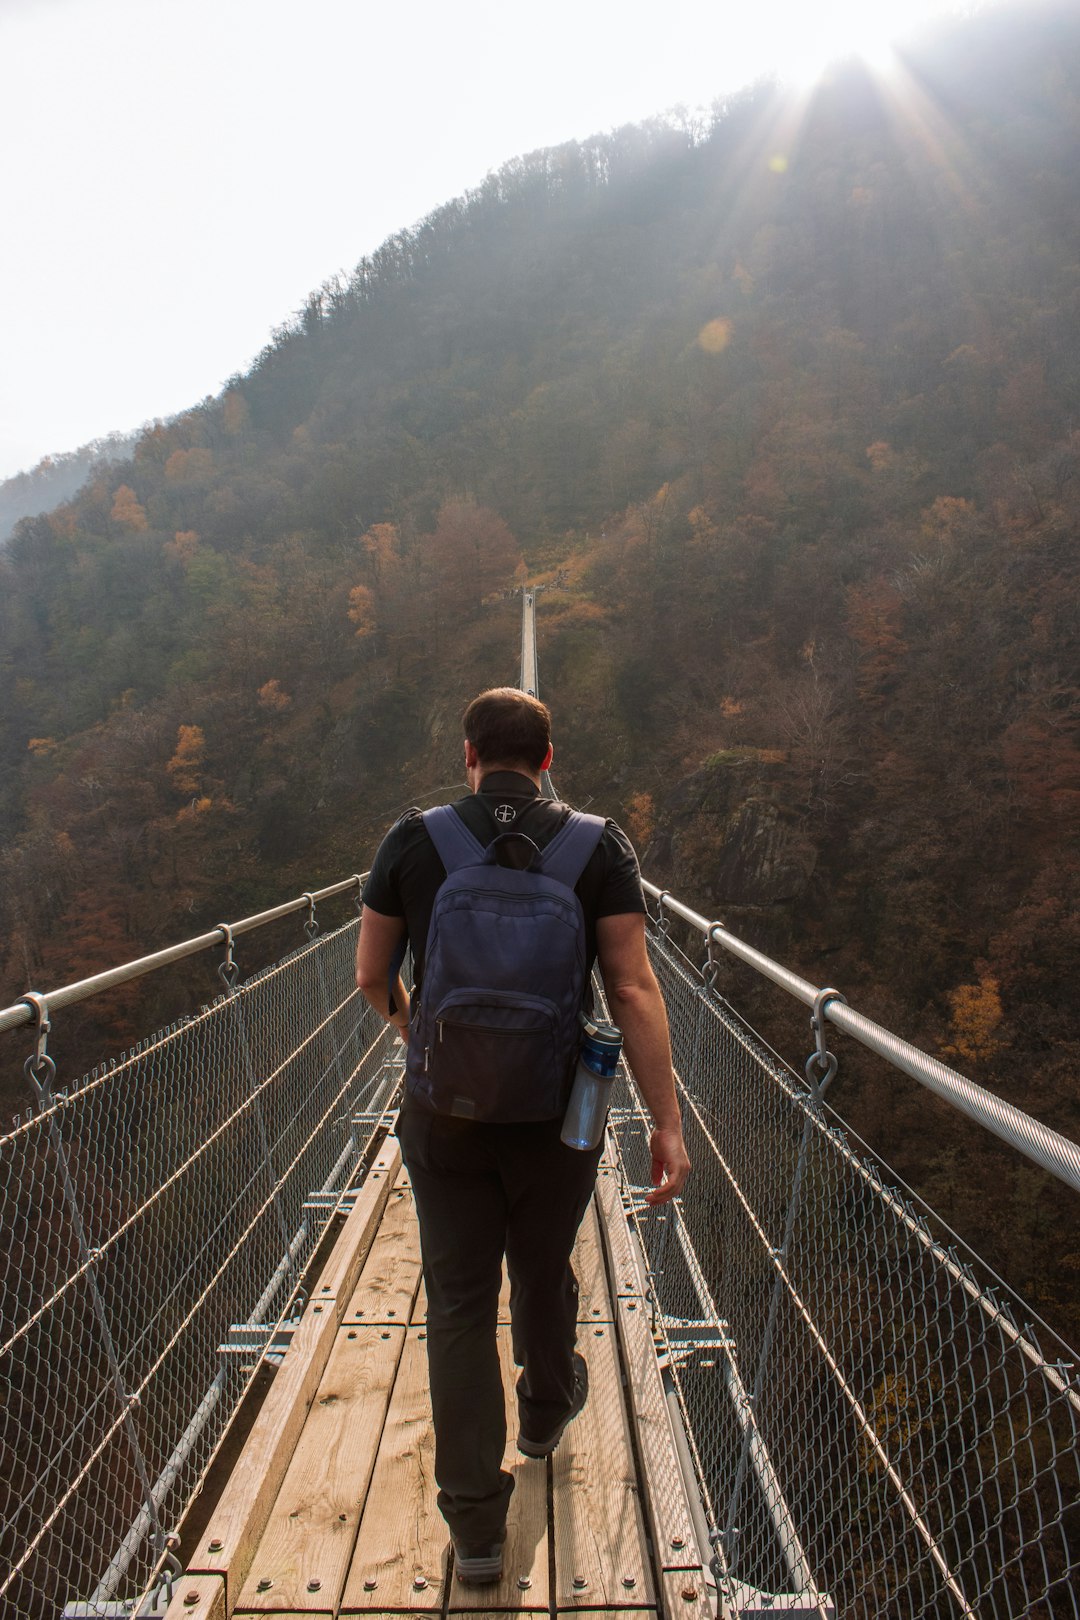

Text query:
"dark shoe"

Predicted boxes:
[[453, 1535, 506, 1585], [517, 1353, 588, 1458]]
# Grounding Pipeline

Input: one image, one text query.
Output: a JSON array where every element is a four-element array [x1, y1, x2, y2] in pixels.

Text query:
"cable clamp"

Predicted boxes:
[[301, 892, 319, 941], [351, 873, 365, 914], [655, 890, 672, 936]]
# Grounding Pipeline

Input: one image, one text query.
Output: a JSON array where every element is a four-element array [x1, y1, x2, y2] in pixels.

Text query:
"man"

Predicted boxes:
[[356, 687, 690, 1583]]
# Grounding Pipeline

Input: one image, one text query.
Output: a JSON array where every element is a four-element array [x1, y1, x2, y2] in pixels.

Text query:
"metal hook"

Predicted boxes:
[[656, 890, 671, 936], [217, 925, 240, 993], [301, 892, 319, 941], [806, 986, 846, 1094], [21, 992, 57, 1106], [702, 923, 724, 993], [351, 874, 365, 914]]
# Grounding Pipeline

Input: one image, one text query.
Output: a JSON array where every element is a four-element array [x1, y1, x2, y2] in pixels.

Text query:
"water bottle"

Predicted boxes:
[[561, 1016, 622, 1151]]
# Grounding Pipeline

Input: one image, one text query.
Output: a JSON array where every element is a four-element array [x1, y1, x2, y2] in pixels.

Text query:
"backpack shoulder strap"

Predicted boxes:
[[538, 811, 606, 889], [422, 804, 488, 875]]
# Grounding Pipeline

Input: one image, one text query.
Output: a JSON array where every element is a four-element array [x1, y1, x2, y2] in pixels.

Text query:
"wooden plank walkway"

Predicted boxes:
[[167, 1143, 716, 1620]]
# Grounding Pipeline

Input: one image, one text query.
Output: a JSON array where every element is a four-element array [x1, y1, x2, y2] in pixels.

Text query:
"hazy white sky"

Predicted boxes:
[[0, 0, 966, 481]]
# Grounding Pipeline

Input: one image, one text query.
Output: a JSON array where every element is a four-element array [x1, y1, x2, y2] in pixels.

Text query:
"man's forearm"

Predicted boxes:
[[605, 978, 681, 1129]]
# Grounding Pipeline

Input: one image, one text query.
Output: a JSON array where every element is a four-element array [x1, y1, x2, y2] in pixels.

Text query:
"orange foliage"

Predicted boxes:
[[28, 737, 57, 756], [624, 791, 655, 849], [110, 484, 148, 531], [165, 530, 200, 564], [257, 679, 291, 711], [347, 584, 377, 638], [166, 724, 206, 796], [943, 969, 1003, 1067]]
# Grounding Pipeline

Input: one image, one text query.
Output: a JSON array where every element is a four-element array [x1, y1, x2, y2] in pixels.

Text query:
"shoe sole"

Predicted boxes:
[[455, 1554, 504, 1584]]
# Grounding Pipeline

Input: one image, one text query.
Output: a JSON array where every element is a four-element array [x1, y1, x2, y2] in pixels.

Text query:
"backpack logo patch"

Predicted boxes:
[[494, 803, 516, 823]]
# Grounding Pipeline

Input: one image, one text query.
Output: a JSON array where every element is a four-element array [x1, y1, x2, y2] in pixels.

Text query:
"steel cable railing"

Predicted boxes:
[[0, 907, 401, 1618], [604, 912, 1080, 1620]]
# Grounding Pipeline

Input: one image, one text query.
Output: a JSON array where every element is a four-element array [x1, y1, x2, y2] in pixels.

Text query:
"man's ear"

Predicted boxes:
[[464, 739, 480, 770], [540, 743, 553, 771]]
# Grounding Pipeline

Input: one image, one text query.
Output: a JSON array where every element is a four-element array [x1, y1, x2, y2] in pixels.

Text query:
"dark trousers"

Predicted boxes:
[[397, 1107, 603, 1544]]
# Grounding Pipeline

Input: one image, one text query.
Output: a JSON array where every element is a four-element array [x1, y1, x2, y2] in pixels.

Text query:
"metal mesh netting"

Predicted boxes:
[[605, 925, 1080, 1620], [0, 916, 400, 1619]]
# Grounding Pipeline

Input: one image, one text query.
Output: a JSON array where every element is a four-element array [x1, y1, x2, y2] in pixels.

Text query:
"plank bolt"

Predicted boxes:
[[363, 1577, 378, 1591], [671, 1536, 685, 1550], [594, 1328, 605, 1336], [256, 1578, 272, 1592], [413, 1574, 428, 1590], [517, 1576, 532, 1590], [339, 1513, 347, 1521], [183, 1593, 199, 1608], [322, 1283, 330, 1291], [388, 1308, 396, 1316], [307, 1579, 322, 1592], [380, 1331, 390, 1340], [207, 1538, 222, 1551], [348, 1330, 357, 1339], [572, 1575, 588, 1590], [628, 1301, 637, 1311], [419, 1331, 427, 1340], [314, 1305, 323, 1314], [622, 1574, 637, 1588], [682, 1584, 699, 1602]]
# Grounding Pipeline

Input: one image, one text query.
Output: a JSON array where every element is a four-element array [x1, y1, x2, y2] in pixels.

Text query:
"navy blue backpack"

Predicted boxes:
[[404, 803, 606, 1122]]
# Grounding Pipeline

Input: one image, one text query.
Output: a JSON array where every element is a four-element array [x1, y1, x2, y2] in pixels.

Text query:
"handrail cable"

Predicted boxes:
[[645, 881, 1080, 1198], [0, 875, 365, 1036]]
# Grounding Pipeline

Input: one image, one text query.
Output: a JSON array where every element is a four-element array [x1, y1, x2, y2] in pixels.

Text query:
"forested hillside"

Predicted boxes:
[[0, 432, 139, 543], [2, 2, 1079, 1332]]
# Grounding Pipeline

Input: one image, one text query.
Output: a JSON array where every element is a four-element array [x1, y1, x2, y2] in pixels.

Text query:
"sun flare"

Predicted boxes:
[[768, 0, 947, 87]]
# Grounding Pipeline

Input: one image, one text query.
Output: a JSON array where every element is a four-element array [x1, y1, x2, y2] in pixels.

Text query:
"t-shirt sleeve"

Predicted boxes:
[[361, 811, 420, 917], [594, 820, 648, 917]]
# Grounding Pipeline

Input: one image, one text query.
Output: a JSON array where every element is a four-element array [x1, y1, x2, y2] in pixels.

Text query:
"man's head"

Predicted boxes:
[[463, 687, 554, 782]]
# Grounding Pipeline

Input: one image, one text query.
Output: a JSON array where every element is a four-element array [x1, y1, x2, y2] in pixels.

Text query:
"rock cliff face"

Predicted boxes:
[[648, 750, 818, 921]]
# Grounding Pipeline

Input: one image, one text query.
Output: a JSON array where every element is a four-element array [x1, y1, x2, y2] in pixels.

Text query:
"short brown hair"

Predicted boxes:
[[463, 688, 551, 769]]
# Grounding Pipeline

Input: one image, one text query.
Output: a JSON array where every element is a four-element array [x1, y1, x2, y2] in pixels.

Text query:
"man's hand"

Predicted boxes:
[[647, 1124, 691, 1205]]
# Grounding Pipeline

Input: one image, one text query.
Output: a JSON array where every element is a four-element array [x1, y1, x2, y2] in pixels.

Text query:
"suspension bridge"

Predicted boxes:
[[1, 591, 1078, 1620]]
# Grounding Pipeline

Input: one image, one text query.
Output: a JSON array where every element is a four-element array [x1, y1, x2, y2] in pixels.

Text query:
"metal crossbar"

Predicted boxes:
[[0, 915, 400, 1617]]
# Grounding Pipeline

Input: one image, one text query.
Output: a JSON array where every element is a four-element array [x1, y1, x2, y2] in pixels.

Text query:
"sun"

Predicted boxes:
[[769, 1, 943, 88]]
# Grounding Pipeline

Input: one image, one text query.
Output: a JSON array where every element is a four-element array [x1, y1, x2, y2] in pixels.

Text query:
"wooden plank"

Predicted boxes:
[[163, 1573, 225, 1620], [448, 1327, 549, 1613], [594, 1165, 644, 1299], [187, 1147, 400, 1608], [615, 1294, 701, 1569], [551, 1323, 653, 1610], [573, 1199, 612, 1325], [342, 1183, 423, 1326], [340, 1327, 447, 1611], [234, 1327, 405, 1612], [311, 1143, 402, 1304], [660, 1569, 721, 1619]]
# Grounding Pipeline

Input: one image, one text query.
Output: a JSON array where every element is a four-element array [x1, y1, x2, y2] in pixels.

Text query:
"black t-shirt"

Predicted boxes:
[[362, 770, 646, 991]]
